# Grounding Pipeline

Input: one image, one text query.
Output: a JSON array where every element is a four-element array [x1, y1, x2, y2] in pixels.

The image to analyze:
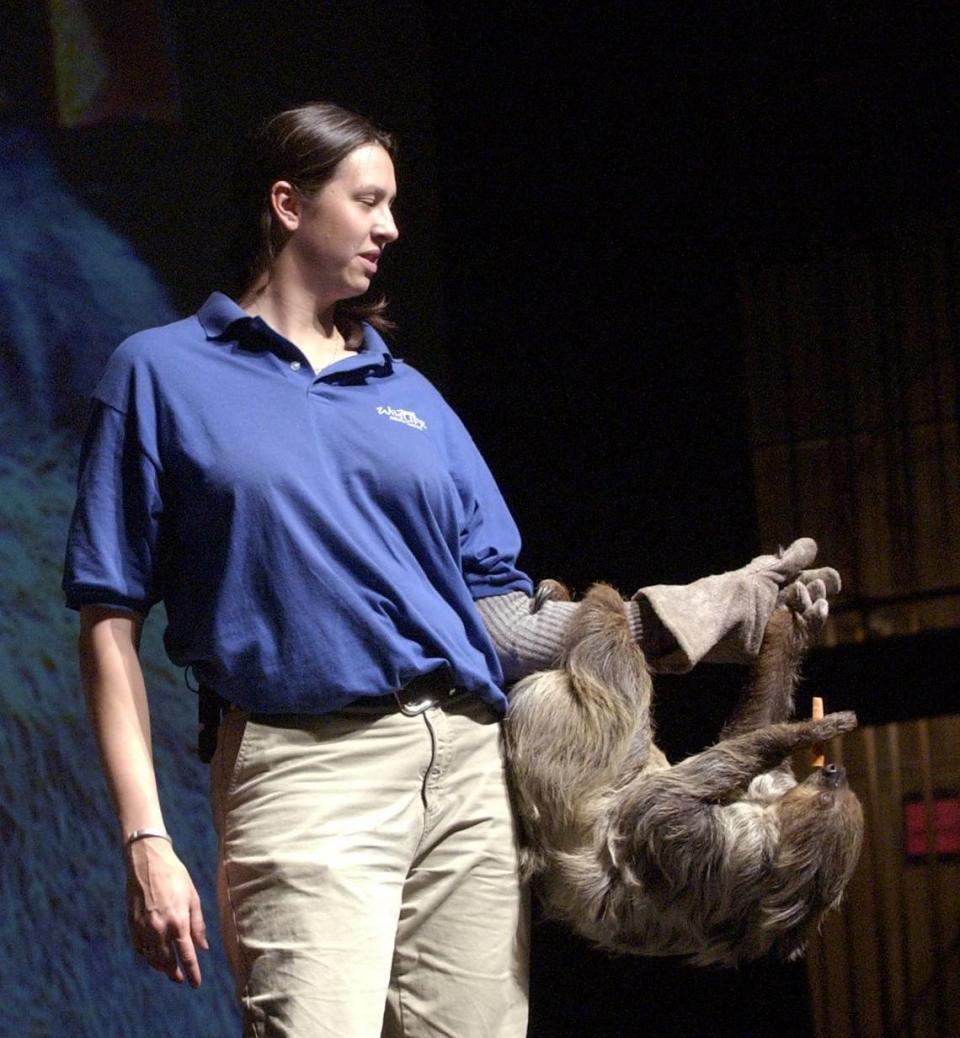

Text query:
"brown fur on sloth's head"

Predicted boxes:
[[762, 764, 865, 960]]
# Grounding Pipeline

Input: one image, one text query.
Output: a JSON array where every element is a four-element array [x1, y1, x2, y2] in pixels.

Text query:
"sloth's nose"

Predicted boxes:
[[821, 762, 847, 788]]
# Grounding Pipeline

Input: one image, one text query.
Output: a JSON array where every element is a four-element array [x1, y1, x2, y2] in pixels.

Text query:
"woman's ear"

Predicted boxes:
[[269, 180, 301, 233]]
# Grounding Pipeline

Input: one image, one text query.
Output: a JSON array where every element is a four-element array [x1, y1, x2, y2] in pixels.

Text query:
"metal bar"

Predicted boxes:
[[891, 254, 920, 595], [749, 414, 960, 451], [808, 923, 832, 1038], [871, 252, 924, 603], [896, 932, 960, 1036], [775, 263, 802, 538], [833, 736, 862, 1038], [835, 251, 865, 621], [862, 725, 895, 1037], [829, 585, 960, 613], [923, 244, 954, 564], [948, 238, 960, 451], [916, 718, 948, 1036], [886, 723, 915, 1038]]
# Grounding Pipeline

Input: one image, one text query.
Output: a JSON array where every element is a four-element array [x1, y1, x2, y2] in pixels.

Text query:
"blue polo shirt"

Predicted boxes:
[[63, 293, 533, 713]]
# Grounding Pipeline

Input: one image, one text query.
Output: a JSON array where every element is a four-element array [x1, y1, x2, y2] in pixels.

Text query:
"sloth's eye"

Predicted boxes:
[[817, 792, 833, 808]]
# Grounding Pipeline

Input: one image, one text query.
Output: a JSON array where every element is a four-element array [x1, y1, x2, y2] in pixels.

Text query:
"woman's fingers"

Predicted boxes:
[[127, 841, 207, 986], [173, 932, 202, 987], [137, 916, 201, 986], [190, 886, 209, 952]]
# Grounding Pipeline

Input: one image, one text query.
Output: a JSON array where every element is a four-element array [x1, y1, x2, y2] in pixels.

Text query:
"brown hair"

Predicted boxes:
[[229, 101, 397, 338]]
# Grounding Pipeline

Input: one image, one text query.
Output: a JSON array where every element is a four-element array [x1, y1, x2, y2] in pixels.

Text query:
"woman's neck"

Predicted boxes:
[[240, 280, 340, 346], [239, 278, 360, 373]]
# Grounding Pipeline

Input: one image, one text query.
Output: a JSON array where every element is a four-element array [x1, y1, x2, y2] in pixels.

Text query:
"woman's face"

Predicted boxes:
[[280, 143, 399, 301]]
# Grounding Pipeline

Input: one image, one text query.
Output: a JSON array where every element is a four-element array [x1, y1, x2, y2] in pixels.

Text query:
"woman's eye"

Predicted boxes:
[[357, 197, 376, 207]]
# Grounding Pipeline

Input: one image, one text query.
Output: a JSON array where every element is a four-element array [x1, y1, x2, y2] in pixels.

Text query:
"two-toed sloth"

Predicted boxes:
[[504, 582, 864, 967]]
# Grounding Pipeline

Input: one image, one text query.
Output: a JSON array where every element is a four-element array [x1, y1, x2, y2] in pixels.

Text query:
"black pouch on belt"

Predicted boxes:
[[198, 685, 230, 763]]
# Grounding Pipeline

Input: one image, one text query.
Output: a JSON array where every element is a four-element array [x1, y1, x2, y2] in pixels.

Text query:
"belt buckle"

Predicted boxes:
[[392, 688, 437, 716], [393, 669, 454, 716]]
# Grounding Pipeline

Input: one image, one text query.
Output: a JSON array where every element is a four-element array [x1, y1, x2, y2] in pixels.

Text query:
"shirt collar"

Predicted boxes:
[[198, 291, 248, 339], [197, 292, 394, 376]]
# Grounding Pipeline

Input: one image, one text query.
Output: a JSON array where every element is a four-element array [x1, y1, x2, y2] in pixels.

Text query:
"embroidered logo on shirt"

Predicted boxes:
[[376, 406, 428, 431]]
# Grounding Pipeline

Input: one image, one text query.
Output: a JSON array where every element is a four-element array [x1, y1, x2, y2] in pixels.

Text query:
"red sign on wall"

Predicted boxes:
[[903, 794, 960, 860]]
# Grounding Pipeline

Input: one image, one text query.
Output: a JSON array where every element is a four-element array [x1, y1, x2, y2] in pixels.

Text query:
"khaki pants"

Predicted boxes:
[[210, 695, 529, 1038]]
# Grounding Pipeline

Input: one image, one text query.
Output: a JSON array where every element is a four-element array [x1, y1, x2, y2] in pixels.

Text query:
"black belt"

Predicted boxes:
[[350, 667, 465, 715], [197, 668, 465, 761]]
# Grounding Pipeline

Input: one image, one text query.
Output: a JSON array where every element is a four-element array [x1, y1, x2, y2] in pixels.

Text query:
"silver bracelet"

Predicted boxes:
[[124, 828, 173, 850]]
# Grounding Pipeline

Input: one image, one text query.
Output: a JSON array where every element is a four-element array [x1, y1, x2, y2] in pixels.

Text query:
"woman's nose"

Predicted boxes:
[[376, 209, 399, 244]]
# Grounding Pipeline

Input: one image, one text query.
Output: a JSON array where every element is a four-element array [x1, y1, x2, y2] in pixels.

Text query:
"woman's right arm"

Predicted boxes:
[[79, 605, 208, 988]]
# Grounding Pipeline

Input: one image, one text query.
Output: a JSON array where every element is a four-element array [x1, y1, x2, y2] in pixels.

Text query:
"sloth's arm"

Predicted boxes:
[[720, 607, 808, 738], [612, 713, 858, 882], [655, 715, 858, 800]]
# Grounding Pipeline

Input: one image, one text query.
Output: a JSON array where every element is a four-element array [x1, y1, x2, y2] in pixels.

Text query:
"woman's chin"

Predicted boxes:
[[335, 274, 373, 301]]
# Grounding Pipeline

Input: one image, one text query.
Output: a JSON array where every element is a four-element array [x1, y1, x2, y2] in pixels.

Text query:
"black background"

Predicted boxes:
[[20, 2, 959, 1033]]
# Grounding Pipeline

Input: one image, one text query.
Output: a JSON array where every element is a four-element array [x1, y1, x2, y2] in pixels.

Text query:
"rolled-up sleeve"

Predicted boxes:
[[62, 399, 163, 615], [459, 494, 533, 600], [452, 428, 533, 601], [475, 589, 646, 685]]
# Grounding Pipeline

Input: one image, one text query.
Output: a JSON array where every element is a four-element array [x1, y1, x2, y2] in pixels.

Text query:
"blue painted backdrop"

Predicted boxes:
[[0, 124, 239, 1036]]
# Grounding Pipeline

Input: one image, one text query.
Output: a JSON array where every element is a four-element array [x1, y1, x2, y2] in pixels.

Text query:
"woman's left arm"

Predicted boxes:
[[474, 590, 645, 685], [476, 538, 840, 684]]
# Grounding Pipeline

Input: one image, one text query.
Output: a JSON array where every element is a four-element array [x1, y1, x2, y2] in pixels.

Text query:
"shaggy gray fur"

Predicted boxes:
[[504, 583, 864, 967]]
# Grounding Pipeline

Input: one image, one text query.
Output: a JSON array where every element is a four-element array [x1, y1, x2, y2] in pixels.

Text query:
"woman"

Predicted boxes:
[[63, 102, 838, 1037]]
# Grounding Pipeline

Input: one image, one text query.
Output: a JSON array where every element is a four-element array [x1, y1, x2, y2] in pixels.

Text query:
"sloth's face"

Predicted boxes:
[[778, 766, 864, 878], [761, 767, 864, 959], [805, 761, 851, 793]]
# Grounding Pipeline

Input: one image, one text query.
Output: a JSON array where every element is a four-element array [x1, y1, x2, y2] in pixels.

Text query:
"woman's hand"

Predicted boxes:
[[126, 837, 208, 987]]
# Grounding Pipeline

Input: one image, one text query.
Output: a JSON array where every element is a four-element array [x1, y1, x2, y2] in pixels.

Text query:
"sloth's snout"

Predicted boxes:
[[818, 762, 848, 788]]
